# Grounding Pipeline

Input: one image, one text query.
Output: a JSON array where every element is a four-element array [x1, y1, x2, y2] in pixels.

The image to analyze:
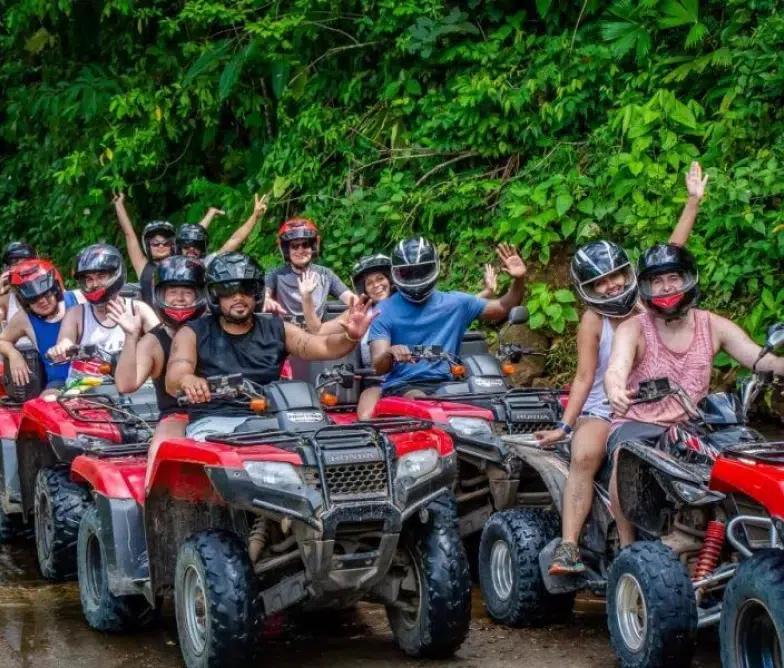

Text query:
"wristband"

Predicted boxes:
[[556, 420, 573, 435]]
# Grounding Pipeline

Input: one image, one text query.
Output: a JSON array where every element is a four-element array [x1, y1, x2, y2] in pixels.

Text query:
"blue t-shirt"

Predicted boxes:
[[29, 291, 78, 385], [368, 291, 486, 390]]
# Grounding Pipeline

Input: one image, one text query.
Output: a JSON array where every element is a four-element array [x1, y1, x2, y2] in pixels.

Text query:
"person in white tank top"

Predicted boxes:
[[1, 241, 39, 345], [539, 162, 708, 575], [46, 244, 159, 370]]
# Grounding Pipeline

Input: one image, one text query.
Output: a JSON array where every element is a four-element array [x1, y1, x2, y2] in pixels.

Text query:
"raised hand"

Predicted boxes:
[[496, 243, 527, 279], [113, 191, 125, 207], [207, 206, 225, 217], [483, 264, 498, 296], [685, 161, 709, 201], [106, 296, 142, 337], [341, 296, 375, 341], [263, 296, 287, 316], [298, 269, 319, 297], [254, 194, 270, 217]]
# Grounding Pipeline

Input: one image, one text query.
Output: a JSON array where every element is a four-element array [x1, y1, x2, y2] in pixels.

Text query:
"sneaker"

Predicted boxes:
[[549, 541, 585, 575]]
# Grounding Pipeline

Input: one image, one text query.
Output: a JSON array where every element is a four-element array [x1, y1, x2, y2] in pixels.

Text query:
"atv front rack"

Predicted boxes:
[[57, 394, 149, 425], [82, 441, 150, 458], [722, 441, 784, 465]]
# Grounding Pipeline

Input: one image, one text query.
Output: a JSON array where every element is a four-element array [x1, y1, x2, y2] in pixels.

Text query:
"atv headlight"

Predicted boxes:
[[671, 480, 709, 504], [243, 462, 301, 487], [448, 417, 493, 438], [396, 449, 439, 480]]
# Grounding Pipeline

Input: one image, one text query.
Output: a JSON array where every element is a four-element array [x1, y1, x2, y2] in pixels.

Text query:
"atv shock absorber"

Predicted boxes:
[[248, 516, 269, 564], [693, 520, 725, 580]]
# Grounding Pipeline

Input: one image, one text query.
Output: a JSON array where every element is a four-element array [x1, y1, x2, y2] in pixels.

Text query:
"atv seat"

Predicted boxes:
[[460, 331, 489, 356]]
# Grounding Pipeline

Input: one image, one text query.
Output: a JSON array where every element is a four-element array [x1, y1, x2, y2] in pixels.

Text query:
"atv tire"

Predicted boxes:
[[77, 504, 157, 632], [174, 530, 261, 668], [34, 467, 90, 580], [478, 508, 575, 627], [386, 493, 471, 658], [720, 548, 784, 668], [607, 541, 697, 668]]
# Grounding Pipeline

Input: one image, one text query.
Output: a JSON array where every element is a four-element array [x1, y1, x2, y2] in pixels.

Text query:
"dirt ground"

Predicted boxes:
[[0, 539, 723, 668]]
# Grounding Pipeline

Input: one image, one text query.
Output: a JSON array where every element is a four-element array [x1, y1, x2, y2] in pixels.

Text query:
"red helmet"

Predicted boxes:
[[277, 218, 320, 261], [9, 259, 65, 312]]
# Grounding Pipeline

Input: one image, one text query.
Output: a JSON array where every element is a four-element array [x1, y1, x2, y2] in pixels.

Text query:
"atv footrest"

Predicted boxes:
[[261, 572, 308, 616], [538, 538, 606, 595]]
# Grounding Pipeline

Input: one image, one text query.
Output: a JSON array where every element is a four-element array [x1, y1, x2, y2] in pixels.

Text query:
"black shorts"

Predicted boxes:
[[381, 381, 445, 398], [606, 421, 668, 459]]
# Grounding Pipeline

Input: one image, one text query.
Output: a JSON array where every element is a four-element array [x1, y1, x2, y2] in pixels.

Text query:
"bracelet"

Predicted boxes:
[[556, 420, 573, 435]]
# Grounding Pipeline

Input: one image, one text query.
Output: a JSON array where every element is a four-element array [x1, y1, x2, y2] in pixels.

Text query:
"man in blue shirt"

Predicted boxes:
[[369, 237, 526, 396]]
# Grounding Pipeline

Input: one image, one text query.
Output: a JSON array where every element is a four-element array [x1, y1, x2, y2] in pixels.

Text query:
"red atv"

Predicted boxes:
[[0, 348, 51, 541], [12, 345, 158, 580], [70, 373, 471, 668]]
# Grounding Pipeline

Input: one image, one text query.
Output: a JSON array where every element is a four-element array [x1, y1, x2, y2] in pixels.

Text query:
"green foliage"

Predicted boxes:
[[0, 0, 782, 343], [526, 283, 579, 334]]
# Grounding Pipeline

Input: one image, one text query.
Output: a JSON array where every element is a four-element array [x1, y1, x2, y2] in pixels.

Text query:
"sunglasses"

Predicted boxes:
[[209, 280, 259, 298], [289, 241, 313, 251], [149, 240, 174, 248]]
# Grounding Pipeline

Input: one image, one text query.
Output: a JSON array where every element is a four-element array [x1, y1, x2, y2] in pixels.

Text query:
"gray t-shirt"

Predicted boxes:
[[267, 264, 350, 318]]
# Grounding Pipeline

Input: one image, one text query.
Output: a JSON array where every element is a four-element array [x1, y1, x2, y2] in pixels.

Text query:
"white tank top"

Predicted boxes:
[[80, 298, 134, 355], [5, 293, 33, 349], [581, 316, 613, 419]]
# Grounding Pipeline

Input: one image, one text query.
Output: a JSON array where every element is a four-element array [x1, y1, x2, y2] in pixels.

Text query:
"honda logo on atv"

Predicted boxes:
[[323, 450, 380, 465], [511, 411, 553, 422], [474, 378, 505, 388], [286, 411, 323, 423]]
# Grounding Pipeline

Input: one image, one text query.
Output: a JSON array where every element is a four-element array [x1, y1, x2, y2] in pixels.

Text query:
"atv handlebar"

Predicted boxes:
[[176, 373, 252, 406]]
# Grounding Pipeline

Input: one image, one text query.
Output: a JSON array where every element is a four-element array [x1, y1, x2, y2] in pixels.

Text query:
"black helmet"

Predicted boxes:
[[176, 224, 209, 257], [391, 237, 439, 304], [153, 256, 206, 327], [351, 254, 392, 296], [74, 244, 126, 304], [205, 252, 265, 315], [142, 221, 175, 260], [570, 241, 638, 318], [2, 242, 37, 269], [637, 243, 699, 320]]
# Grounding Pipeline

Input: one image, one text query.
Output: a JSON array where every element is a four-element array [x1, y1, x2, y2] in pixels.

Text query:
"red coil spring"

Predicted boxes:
[[693, 520, 725, 581]]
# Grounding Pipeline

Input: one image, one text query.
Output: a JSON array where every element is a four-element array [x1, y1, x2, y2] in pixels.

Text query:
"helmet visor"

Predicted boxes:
[[208, 280, 259, 299], [392, 262, 438, 288], [639, 269, 698, 301]]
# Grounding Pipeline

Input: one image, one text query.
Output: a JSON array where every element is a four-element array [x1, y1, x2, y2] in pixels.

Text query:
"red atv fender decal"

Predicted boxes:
[[373, 396, 494, 424]]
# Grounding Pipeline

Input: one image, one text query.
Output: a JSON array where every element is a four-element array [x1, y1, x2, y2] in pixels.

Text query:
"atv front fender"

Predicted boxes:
[[617, 441, 724, 537], [501, 438, 569, 514]]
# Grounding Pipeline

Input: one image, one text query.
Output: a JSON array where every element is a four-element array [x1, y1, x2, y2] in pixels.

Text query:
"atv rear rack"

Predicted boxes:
[[722, 441, 784, 465]]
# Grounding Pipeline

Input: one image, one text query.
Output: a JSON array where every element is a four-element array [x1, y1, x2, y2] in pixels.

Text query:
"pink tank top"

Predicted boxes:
[[620, 310, 714, 427]]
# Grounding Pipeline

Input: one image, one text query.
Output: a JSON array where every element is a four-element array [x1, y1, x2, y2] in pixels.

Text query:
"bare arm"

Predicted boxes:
[[669, 162, 709, 246], [0, 292, 10, 325], [0, 313, 35, 385], [113, 193, 147, 276], [561, 312, 604, 425], [135, 300, 161, 332], [604, 317, 644, 416], [316, 311, 349, 336], [714, 313, 784, 376], [370, 339, 393, 375], [115, 331, 159, 394], [285, 322, 358, 361], [479, 244, 526, 322], [218, 193, 268, 254], [165, 327, 198, 396], [298, 269, 323, 334], [48, 307, 82, 361], [198, 207, 225, 230]]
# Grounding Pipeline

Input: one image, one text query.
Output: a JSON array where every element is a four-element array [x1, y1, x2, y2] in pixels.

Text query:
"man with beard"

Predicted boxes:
[[165, 253, 374, 439]]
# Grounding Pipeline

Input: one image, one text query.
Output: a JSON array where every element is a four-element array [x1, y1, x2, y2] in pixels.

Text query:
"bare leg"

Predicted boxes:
[[402, 389, 428, 398], [144, 417, 187, 491], [560, 418, 610, 544], [357, 386, 382, 420], [609, 448, 636, 547]]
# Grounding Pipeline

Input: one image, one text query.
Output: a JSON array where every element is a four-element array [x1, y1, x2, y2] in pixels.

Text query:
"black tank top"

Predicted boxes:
[[140, 263, 155, 306], [150, 325, 180, 417], [186, 315, 287, 420]]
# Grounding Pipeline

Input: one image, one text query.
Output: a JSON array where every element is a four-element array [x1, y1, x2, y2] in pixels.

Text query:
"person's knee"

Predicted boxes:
[[403, 389, 426, 398], [571, 446, 605, 472]]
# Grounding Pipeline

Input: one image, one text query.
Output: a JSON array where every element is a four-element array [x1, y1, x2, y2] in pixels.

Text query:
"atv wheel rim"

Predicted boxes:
[[490, 540, 514, 601], [85, 531, 104, 603], [35, 490, 53, 561], [616, 573, 647, 653], [397, 548, 423, 630], [183, 565, 208, 656], [736, 598, 782, 668]]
